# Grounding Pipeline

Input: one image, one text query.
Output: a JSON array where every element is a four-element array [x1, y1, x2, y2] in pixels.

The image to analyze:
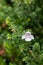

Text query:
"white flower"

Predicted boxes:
[[22, 31, 34, 42]]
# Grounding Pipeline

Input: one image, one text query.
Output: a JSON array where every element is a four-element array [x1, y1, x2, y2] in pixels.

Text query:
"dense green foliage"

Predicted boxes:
[[0, 0, 43, 65]]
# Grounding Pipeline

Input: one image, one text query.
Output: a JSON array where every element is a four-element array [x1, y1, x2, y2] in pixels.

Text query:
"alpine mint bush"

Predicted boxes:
[[0, 0, 43, 65]]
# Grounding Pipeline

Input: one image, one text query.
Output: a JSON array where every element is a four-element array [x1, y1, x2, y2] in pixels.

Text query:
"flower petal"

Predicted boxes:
[[25, 31, 31, 35], [25, 38, 31, 41], [30, 35, 34, 40], [22, 35, 25, 39]]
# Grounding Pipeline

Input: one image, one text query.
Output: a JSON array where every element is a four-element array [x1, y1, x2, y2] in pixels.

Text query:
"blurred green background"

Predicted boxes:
[[0, 0, 43, 65]]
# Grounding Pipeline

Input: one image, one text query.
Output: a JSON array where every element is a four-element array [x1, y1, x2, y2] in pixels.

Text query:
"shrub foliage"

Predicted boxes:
[[0, 0, 43, 65]]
